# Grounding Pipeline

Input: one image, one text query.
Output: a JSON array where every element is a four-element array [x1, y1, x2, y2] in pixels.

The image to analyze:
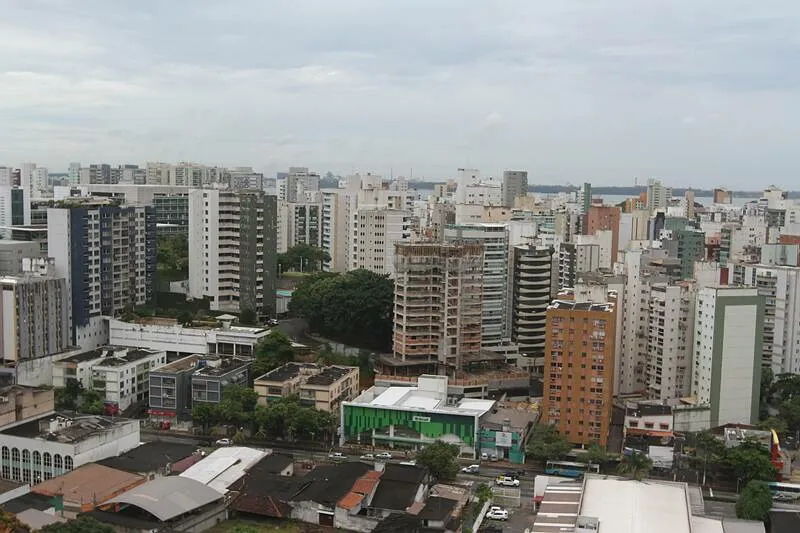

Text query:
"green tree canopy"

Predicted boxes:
[[475, 483, 492, 506], [617, 452, 653, 481], [253, 331, 296, 377], [289, 269, 393, 351], [278, 244, 330, 273], [736, 480, 772, 522], [725, 439, 777, 485], [40, 517, 114, 533], [156, 234, 189, 279], [527, 425, 572, 463], [416, 441, 460, 482], [580, 442, 608, 465]]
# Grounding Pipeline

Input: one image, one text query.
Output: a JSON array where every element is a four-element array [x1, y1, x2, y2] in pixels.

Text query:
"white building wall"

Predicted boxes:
[[718, 304, 757, 426]]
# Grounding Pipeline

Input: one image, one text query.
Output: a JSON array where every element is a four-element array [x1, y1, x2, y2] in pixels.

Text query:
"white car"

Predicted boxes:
[[359, 453, 375, 460], [462, 464, 480, 474], [376, 452, 393, 459], [329, 452, 347, 460], [215, 438, 232, 446], [486, 508, 509, 521], [496, 476, 520, 487]]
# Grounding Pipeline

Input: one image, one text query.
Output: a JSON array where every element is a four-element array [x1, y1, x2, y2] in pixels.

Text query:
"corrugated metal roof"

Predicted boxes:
[[179, 446, 269, 493], [107, 476, 223, 522]]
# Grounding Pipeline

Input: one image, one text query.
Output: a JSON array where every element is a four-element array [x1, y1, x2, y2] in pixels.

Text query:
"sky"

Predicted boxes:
[[2, 0, 800, 189]]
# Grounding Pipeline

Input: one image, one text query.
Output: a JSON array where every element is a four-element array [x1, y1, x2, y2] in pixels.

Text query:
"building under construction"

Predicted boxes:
[[381, 242, 484, 376]]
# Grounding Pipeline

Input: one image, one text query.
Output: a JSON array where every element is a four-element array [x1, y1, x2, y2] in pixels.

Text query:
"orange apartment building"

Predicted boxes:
[[542, 299, 617, 448], [585, 205, 621, 263]]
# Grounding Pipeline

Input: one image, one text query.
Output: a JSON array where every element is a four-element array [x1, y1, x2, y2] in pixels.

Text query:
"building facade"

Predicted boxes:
[[47, 199, 156, 349], [543, 299, 616, 448], [354, 209, 411, 277], [501, 170, 528, 208], [692, 286, 764, 427], [645, 283, 695, 400], [510, 244, 554, 370]]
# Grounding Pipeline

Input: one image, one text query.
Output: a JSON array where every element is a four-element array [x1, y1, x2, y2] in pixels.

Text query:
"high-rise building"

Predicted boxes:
[[585, 206, 621, 263], [277, 201, 322, 254], [226, 167, 264, 191], [0, 167, 12, 187], [732, 264, 800, 374], [645, 283, 695, 400], [47, 198, 156, 348], [713, 188, 732, 204], [355, 209, 411, 277], [388, 242, 483, 375], [321, 189, 358, 272], [68, 163, 81, 186], [646, 179, 671, 210], [510, 244, 554, 370], [502, 170, 528, 207], [188, 189, 277, 318], [662, 228, 705, 280], [31, 167, 48, 197], [444, 223, 510, 348], [285, 167, 320, 202], [0, 258, 69, 364], [692, 286, 764, 427], [543, 298, 616, 447], [0, 187, 28, 237], [558, 242, 600, 289]]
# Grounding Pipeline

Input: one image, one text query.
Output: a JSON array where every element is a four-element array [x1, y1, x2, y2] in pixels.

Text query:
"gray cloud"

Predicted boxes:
[[2, 0, 800, 188]]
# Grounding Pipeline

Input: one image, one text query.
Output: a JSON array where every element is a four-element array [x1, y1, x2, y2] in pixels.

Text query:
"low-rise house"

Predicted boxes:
[[97, 442, 197, 477]]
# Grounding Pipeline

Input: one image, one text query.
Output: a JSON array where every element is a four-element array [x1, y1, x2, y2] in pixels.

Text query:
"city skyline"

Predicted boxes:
[[4, 1, 800, 188]]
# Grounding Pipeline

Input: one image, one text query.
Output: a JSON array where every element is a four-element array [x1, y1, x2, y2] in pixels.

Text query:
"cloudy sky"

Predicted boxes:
[[2, 0, 800, 188]]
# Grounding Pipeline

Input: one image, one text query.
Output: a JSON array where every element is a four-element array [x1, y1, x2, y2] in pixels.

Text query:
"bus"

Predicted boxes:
[[767, 482, 800, 502], [545, 461, 600, 478]]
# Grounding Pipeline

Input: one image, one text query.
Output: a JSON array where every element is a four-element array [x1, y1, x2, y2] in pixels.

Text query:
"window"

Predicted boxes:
[[11, 449, 19, 463], [33, 451, 41, 466], [54, 454, 63, 471], [43, 453, 51, 468], [22, 450, 29, 465], [1, 447, 7, 461], [64, 456, 73, 471]]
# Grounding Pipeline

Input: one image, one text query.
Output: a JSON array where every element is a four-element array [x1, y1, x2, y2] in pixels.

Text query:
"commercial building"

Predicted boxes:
[[191, 356, 252, 405], [543, 299, 616, 448], [477, 401, 538, 464], [531, 474, 760, 533], [0, 261, 70, 364], [341, 375, 495, 458], [47, 198, 157, 348], [148, 355, 202, 422], [444, 224, 510, 348], [108, 315, 270, 359], [646, 283, 695, 400], [713, 187, 732, 204], [254, 362, 359, 412], [510, 244, 554, 370], [692, 286, 764, 427], [502, 170, 528, 207], [387, 242, 483, 375], [188, 189, 278, 317], [0, 187, 28, 238], [51, 346, 166, 412]]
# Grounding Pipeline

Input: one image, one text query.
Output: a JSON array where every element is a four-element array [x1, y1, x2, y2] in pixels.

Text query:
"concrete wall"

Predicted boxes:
[[0, 388, 54, 428], [334, 507, 380, 533], [74, 421, 140, 464], [17, 349, 84, 387]]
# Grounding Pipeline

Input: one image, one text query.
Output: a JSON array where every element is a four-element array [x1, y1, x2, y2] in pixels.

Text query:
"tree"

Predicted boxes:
[[253, 331, 296, 377], [758, 416, 788, 437], [416, 441, 460, 482], [192, 402, 217, 432], [80, 388, 105, 415], [736, 480, 772, 522], [155, 234, 189, 280], [475, 483, 492, 506], [694, 430, 726, 485], [289, 269, 394, 351], [40, 517, 114, 533], [778, 398, 800, 434], [527, 425, 571, 463], [54, 379, 82, 411], [278, 244, 330, 273], [581, 442, 608, 466], [617, 452, 653, 481], [725, 439, 777, 485], [0, 507, 29, 533], [773, 372, 800, 403], [760, 366, 774, 420]]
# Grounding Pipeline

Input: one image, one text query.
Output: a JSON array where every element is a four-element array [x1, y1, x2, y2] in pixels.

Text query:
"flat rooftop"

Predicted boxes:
[[98, 442, 197, 474], [350, 379, 494, 417], [152, 355, 201, 374], [59, 346, 129, 364], [256, 362, 319, 383], [194, 359, 251, 377], [548, 300, 614, 312], [2, 413, 134, 444], [304, 366, 355, 386]]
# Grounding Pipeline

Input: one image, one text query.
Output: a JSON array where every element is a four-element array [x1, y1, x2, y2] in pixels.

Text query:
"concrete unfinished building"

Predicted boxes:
[[383, 242, 484, 376]]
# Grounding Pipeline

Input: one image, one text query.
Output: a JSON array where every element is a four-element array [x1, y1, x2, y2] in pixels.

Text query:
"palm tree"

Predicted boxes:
[[617, 452, 653, 481]]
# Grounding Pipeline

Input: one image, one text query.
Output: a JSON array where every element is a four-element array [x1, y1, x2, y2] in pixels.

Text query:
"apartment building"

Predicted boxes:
[[645, 283, 695, 400], [585, 206, 621, 262], [501, 170, 528, 208], [732, 263, 800, 374], [52, 346, 165, 412], [148, 355, 202, 422], [646, 179, 671, 210], [444, 224, 510, 348], [277, 201, 322, 253], [188, 189, 278, 317], [510, 244, 554, 371], [47, 198, 156, 349], [558, 242, 600, 289], [388, 242, 483, 375], [0, 261, 69, 364], [692, 286, 764, 427], [321, 189, 358, 272], [191, 357, 252, 406], [543, 299, 616, 447], [283, 167, 320, 202], [254, 362, 359, 412], [662, 228, 705, 280], [355, 209, 411, 276]]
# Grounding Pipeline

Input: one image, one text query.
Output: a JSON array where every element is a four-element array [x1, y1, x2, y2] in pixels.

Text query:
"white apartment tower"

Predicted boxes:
[[692, 286, 764, 427], [188, 189, 278, 317], [646, 179, 671, 210], [356, 209, 411, 277], [444, 223, 510, 348], [646, 283, 695, 400]]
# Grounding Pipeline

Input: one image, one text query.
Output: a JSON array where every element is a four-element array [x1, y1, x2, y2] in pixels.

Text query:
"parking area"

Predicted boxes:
[[480, 506, 534, 532]]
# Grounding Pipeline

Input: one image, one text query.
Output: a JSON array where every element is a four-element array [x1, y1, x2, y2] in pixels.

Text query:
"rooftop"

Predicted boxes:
[[482, 402, 540, 430], [193, 358, 251, 378], [59, 346, 129, 364], [416, 497, 458, 521], [151, 354, 202, 374], [32, 464, 145, 505], [304, 366, 356, 386], [256, 362, 319, 383], [106, 476, 224, 522], [2, 491, 56, 514], [97, 442, 196, 474], [2, 413, 135, 443], [180, 446, 268, 493], [548, 299, 615, 312], [350, 377, 494, 417]]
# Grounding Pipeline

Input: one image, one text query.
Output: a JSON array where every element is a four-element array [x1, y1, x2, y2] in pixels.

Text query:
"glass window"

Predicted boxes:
[[54, 454, 63, 471], [43, 453, 51, 468], [11, 449, 19, 463], [22, 450, 30, 465], [32, 451, 41, 466], [1, 447, 8, 461], [64, 456, 73, 471]]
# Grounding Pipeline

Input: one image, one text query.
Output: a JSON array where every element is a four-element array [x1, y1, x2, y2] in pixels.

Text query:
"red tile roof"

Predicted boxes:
[[338, 470, 384, 510]]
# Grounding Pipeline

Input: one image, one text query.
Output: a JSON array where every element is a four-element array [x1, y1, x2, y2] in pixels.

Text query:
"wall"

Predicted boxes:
[[673, 406, 711, 433], [343, 405, 476, 447], [74, 421, 140, 464], [334, 507, 380, 533], [0, 389, 55, 428]]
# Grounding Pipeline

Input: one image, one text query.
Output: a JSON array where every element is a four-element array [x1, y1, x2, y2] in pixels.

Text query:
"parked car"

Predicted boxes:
[[495, 476, 520, 487], [376, 452, 393, 459], [329, 452, 347, 461], [485, 508, 509, 521], [481, 452, 489, 460], [215, 438, 232, 446], [503, 471, 521, 480], [462, 464, 480, 474], [359, 453, 375, 460]]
